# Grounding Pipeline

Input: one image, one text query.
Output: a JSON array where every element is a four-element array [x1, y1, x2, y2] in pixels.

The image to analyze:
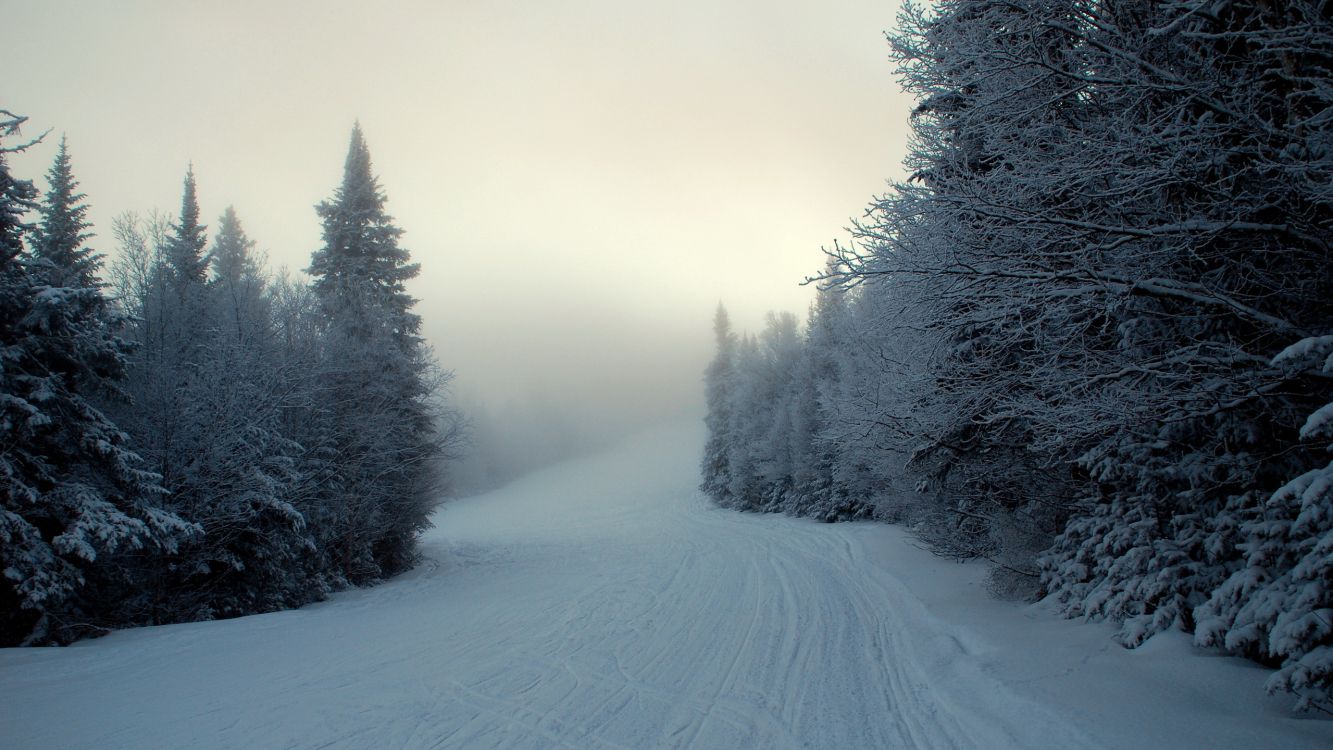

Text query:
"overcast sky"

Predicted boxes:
[[7, 0, 911, 437]]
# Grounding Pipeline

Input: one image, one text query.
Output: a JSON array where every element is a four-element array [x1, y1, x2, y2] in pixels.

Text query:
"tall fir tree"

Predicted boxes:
[[165, 165, 209, 294], [209, 205, 267, 346], [307, 123, 437, 580], [310, 122, 420, 346], [30, 136, 97, 287], [0, 115, 194, 645], [700, 303, 735, 503], [122, 167, 214, 494]]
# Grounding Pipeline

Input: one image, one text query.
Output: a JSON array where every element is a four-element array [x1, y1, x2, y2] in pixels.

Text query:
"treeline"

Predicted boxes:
[[701, 292, 883, 524], [703, 1, 1332, 710], [1, 114, 459, 646]]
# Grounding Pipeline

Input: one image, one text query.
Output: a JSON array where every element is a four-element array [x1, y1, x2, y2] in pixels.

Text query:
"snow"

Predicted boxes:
[[1273, 335, 1333, 370], [1301, 402, 1333, 440], [2, 424, 1329, 749]]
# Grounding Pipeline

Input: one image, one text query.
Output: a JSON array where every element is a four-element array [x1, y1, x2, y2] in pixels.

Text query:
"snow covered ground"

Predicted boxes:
[[2, 424, 1330, 749]]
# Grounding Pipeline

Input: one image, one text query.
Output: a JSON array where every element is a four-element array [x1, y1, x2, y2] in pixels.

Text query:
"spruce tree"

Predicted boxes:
[[122, 167, 214, 494], [30, 136, 97, 287], [307, 123, 436, 580], [700, 304, 736, 503], [0, 115, 193, 645], [310, 123, 420, 345], [162, 203, 311, 621], [165, 165, 209, 294], [209, 205, 267, 345]]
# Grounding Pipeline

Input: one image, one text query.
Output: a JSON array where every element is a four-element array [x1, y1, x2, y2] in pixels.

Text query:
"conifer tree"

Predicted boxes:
[[700, 303, 736, 503], [165, 166, 209, 294], [117, 186, 320, 621], [121, 167, 214, 494], [30, 136, 96, 287], [307, 123, 437, 580], [799, 277, 872, 521], [209, 205, 267, 345], [0, 114, 193, 645], [310, 123, 420, 345]]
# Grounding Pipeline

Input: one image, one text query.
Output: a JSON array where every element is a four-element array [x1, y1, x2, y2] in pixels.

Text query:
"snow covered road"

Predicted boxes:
[[3, 425, 1329, 749]]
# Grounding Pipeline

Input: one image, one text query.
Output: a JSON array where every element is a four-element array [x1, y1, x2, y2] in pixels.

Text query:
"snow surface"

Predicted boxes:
[[2, 424, 1330, 749]]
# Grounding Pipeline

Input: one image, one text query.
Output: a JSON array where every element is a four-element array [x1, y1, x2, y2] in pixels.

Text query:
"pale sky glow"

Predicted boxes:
[[8, 0, 911, 436]]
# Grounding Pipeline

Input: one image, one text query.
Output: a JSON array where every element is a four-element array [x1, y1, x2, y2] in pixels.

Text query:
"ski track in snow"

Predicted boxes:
[[1, 425, 1327, 749]]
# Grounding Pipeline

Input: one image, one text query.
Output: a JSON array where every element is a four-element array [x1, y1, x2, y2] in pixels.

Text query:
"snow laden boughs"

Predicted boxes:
[[305, 123, 447, 582], [1193, 336, 1333, 711], [851, 0, 1330, 629], [0, 118, 195, 645], [700, 304, 736, 503], [699, 289, 878, 523], [703, 0, 1333, 710], [108, 170, 313, 623], [30, 136, 98, 288], [2, 116, 460, 644]]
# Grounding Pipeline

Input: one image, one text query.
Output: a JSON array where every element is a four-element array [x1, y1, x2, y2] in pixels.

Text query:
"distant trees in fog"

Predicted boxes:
[[1, 114, 460, 645], [703, 0, 1332, 711], [701, 291, 876, 523]]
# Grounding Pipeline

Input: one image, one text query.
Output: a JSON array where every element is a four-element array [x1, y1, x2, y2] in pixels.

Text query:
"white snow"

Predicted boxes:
[[2, 424, 1330, 749], [1301, 401, 1333, 440]]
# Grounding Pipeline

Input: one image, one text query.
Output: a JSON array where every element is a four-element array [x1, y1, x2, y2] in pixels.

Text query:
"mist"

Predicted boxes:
[[6, 0, 1330, 742], [7, 0, 911, 487]]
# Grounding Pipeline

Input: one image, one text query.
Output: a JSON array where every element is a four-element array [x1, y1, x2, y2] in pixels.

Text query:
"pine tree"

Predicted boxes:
[[165, 165, 208, 294], [1194, 336, 1333, 711], [120, 167, 214, 496], [799, 275, 873, 521], [209, 206, 267, 345], [0, 114, 194, 645], [700, 303, 735, 503], [115, 192, 322, 622], [718, 313, 804, 513], [30, 136, 97, 288], [160, 203, 314, 621], [307, 123, 437, 580], [310, 122, 420, 346]]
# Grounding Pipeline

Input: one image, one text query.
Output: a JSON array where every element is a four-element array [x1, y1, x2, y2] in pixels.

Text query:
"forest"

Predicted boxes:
[[1, 115, 459, 647], [701, 0, 1333, 711], [2, 0, 1331, 736]]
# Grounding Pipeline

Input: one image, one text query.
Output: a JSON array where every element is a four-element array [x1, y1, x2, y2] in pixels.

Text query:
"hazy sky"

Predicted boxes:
[[8, 0, 911, 436]]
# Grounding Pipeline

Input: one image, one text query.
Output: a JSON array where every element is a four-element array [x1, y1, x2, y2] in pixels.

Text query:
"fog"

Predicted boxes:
[[8, 0, 911, 488]]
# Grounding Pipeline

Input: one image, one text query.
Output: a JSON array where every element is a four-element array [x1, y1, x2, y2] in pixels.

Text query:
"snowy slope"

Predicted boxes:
[[1, 424, 1329, 749]]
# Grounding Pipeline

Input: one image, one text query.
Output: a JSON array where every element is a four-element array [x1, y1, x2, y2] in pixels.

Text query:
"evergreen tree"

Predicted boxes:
[[120, 168, 214, 496], [161, 203, 313, 621], [699, 290, 878, 523], [0, 114, 194, 645], [310, 123, 420, 345], [307, 122, 437, 580], [114, 192, 319, 622], [700, 303, 735, 503], [165, 165, 209, 294], [209, 205, 267, 345], [30, 136, 97, 287], [718, 313, 804, 513], [799, 274, 873, 521], [1194, 335, 1333, 711]]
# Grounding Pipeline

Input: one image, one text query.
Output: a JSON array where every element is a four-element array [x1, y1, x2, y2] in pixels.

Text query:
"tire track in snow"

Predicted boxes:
[[674, 544, 766, 748], [0, 425, 1098, 750]]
